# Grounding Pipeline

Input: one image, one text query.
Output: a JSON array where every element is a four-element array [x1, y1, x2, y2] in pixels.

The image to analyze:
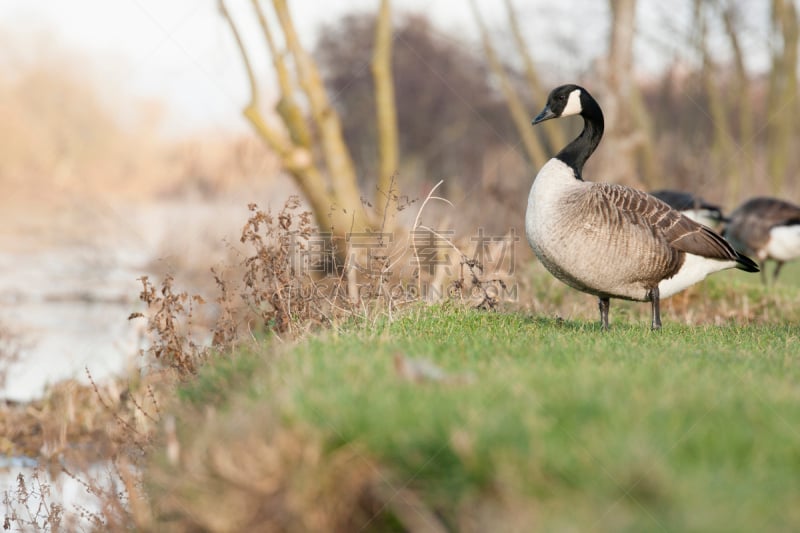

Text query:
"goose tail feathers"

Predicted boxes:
[[735, 253, 760, 273]]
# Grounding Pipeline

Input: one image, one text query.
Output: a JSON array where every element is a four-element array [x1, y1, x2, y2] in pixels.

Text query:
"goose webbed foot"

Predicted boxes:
[[649, 287, 662, 331], [598, 297, 610, 331]]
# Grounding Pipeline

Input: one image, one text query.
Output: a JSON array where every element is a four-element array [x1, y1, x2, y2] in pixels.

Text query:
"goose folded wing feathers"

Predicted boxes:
[[731, 198, 800, 235], [769, 203, 800, 227], [727, 199, 800, 251], [595, 184, 738, 261], [668, 224, 738, 260]]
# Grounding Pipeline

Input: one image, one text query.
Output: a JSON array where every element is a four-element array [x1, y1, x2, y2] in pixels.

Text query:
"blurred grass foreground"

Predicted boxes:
[[149, 304, 800, 532]]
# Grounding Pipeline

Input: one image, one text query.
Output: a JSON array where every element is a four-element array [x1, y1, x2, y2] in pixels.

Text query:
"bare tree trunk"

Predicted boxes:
[[601, 0, 656, 188], [502, 0, 566, 152], [469, 0, 548, 169], [696, 0, 739, 199], [250, 0, 311, 149], [372, 0, 399, 229], [218, 1, 333, 230], [767, 0, 799, 194], [220, 0, 394, 276], [720, 1, 753, 203], [271, 0, 366, 224]]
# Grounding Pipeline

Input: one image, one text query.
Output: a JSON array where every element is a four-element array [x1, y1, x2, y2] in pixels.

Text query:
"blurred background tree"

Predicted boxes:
[[5, 0, 800, 235], [315, 12, 518, 197], [214, 0, 800, 247]]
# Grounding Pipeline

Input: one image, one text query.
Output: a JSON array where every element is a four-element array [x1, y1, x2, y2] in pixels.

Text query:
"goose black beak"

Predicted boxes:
[[533, 105, 556, 125]]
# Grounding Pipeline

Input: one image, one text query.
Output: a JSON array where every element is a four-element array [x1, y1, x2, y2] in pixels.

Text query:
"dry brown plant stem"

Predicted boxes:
[[372, 0, 399, 226], [410, 180, 452, 297]]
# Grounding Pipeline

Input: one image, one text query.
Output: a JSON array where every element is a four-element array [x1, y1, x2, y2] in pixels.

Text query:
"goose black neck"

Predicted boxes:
[[555, 97, 604, 180]]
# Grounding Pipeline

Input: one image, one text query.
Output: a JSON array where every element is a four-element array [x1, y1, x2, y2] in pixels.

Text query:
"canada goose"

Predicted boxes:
[[649, 189, 728, 229], [723, 197, 800, 284], [527, 84, 759, 330]]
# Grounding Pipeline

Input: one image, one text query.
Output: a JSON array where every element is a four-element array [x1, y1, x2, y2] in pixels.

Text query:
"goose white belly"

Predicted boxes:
[[765, 225, 800, 261]]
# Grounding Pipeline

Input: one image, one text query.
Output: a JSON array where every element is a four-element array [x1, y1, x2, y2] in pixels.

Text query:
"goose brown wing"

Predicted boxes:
[[728, 198, 800, 251], [596, 184, 738, 261], [760, 199, 800, 227]]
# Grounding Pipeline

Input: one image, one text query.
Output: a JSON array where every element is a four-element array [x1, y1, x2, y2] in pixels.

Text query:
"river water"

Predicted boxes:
[[0, 198, 253, 523], [0, 199, 251, 402], [0, 244, 146, 402]]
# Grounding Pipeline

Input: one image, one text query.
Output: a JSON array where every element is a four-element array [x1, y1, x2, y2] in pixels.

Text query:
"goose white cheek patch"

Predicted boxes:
[[562, 89, 583, 117]]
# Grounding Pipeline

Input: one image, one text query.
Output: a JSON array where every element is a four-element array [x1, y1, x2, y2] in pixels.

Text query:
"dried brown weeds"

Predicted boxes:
[[1, 368, 167, 531], [239, 197, 333, 334], [2, 471, 63, 532], [134, 275, 207, 375]]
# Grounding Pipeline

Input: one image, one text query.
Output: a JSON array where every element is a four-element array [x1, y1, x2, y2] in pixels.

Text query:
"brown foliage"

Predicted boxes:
[[2, 370, 167, 531], [239, 197, 329, 334], [135, 275, 207, 375], [3, 471, 63, 531], [147, 407, 388, 533], [316, 13, 518, 189]]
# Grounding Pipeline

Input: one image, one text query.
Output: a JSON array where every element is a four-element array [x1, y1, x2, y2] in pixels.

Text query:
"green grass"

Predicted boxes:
[[175, 346, 261, 407], [167, 297, 800, 532], [520, 257, 800, 328]]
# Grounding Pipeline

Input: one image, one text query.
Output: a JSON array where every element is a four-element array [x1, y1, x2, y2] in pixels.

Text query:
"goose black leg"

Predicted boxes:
[[774, 261, 785, 282], [649, 287, 661, 331], [760, 261, 767, 285], [598, 297, 610, 331]]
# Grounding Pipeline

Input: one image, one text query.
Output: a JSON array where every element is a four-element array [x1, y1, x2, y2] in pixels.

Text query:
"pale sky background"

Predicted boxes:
[[0, 1, 770, 137], [0, 0, 610, 136]]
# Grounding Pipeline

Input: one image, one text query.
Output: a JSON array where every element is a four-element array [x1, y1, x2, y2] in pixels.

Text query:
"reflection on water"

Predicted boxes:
[[0, 455, 37, 470], [0, 245, 146, 402]]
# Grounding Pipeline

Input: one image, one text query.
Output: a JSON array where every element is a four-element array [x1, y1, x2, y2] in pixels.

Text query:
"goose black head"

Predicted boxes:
[[532, 84, 587, 125]]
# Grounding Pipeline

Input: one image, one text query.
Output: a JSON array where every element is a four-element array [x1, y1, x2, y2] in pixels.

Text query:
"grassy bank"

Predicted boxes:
[[5, 244, 798, 531], [149, 296, 800, 532]]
